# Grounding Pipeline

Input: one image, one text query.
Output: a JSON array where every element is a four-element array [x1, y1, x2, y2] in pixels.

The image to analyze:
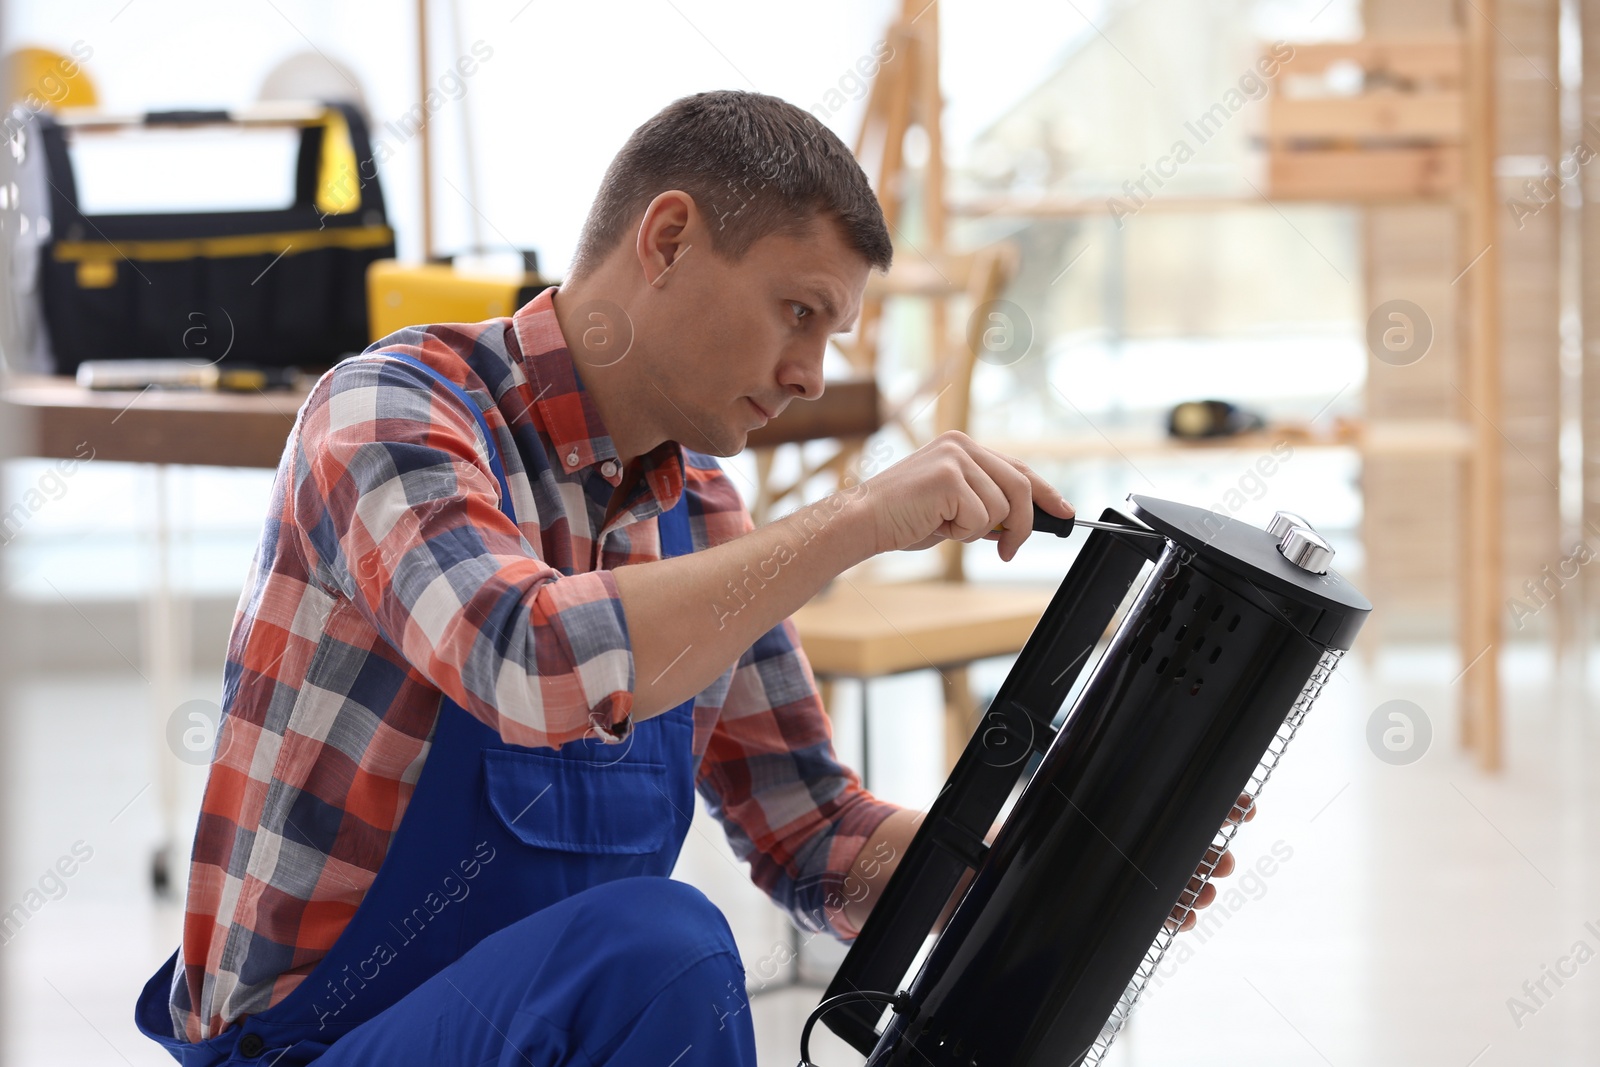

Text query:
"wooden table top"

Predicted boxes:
[[791, 577, 1057, 677], [1, 374, 312, 468], [0, 374, 882, 469]]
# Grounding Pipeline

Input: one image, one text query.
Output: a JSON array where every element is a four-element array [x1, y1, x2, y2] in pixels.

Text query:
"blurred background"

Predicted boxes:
[[0, 0, 1595, 1063]]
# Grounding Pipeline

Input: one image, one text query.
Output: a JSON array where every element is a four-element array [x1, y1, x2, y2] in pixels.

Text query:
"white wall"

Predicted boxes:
[[2, 0, 1132, 272]]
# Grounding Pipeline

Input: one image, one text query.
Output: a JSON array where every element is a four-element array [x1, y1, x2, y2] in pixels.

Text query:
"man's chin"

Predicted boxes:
[[677, 424, 744, 457], [710, 431, 747, 458]]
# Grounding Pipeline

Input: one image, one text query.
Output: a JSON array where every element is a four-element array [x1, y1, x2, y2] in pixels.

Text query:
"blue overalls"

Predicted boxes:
[[134, 354, 757, 1066]]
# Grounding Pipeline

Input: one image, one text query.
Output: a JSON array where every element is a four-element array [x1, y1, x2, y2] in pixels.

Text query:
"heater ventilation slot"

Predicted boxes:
[[1131, 585, 1235, 685], [1078, 648, 1345, 1067]]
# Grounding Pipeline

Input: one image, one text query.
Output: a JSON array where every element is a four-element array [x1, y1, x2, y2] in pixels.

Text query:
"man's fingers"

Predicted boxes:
[[1169, 793, 1261, 935], [1169, 801, 1259, 936], [1204, 849, 1236, 879], [1010, 452, 1075, 521], [955, 459, 1013, 546], [962, 442, 1071, 562], [961, 446, 1036, 559], [1168, 848, 1239, 933], [1168, 881, 1217, 931]]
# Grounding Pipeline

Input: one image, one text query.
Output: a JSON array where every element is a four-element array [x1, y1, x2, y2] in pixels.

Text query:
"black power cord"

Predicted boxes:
[[797, 989, 913, 1067]]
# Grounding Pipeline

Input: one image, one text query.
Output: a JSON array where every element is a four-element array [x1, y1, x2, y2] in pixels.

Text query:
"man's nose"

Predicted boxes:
[[782, 344, 827, 400]]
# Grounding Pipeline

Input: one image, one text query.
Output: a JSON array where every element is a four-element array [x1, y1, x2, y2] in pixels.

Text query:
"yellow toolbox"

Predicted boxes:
[[366, 253, 553, 340]]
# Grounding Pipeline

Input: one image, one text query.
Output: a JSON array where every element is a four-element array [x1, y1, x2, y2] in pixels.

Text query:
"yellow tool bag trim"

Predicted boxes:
[[52, 224, 396, 265]]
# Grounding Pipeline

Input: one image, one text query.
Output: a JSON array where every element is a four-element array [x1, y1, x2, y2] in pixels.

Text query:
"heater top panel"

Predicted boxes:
[[1127, 495, 1372, 641]]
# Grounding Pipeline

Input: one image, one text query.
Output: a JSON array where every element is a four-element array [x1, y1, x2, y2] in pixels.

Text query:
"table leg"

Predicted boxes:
[[860, 676, 871, 791], [144, 464, 191, 895]]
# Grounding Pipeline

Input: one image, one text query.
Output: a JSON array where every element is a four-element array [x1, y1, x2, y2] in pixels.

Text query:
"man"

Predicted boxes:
[[134, 90, 1240, 1066]]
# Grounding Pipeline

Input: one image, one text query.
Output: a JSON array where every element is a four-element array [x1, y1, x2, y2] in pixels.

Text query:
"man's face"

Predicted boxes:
[[635, 211, 871, 458]]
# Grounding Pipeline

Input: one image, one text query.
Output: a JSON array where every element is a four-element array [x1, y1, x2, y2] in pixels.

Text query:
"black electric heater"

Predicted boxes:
[[810, 495, 1370, 1067]]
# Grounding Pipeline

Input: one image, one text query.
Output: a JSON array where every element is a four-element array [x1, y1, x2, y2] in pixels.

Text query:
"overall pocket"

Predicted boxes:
[[481, 748, 675, 856]]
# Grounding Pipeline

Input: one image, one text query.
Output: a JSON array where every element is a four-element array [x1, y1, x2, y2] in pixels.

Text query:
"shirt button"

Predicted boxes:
[[238, 1033, 265, 1057], [565, 449, 579, 467], [601, 460, 618, 478]]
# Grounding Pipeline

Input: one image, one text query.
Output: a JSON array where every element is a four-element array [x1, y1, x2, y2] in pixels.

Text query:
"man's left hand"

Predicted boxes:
[[1166, 793, 1256, 934]]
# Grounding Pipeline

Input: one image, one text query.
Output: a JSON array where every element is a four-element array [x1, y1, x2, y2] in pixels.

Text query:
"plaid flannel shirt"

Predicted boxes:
[[169, 286, 899, 1042]]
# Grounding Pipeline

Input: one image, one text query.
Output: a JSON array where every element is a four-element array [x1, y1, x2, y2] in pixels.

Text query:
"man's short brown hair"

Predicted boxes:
[[568, 90, 893, 279]]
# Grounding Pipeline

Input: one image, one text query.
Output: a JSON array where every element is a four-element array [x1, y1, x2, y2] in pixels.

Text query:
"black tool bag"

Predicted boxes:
[[25, 101, 394, 374]]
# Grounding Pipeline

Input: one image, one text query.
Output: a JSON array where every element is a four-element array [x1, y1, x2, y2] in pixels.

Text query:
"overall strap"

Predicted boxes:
[[657, 472, 693, 559], [375, 352, 516, 521]]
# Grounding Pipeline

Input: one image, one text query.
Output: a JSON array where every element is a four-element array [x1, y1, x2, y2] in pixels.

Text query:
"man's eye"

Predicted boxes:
[[789, 301, 811, 323]]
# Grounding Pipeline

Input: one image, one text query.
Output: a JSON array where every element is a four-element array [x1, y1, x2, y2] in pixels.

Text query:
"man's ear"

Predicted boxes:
[[635, 190, 697, 288]]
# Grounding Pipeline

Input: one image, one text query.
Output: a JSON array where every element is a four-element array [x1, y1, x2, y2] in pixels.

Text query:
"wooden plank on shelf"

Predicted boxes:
[[1277, 37, 1464, 82], [1268, 91, 1464, 141], [1361, 418, 1474, 455], [948, 192, 1452, 217], [1268, 145, 1461, 200], [1363, 1, 1464, 39], [977, 418, 1468, 460]]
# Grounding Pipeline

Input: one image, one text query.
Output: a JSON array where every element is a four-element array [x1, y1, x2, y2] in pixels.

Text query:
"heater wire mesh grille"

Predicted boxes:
[[1076, 647, 1345, 1067]]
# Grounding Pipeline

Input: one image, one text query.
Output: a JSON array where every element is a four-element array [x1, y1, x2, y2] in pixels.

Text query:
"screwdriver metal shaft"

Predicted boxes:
[[994, 503, 1165, 540], [1069, 517, 1164, 536]]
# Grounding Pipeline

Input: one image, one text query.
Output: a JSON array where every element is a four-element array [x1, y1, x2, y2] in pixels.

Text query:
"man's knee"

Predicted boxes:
[[581, 877, 740, 968], [492, 876, 738, 977]]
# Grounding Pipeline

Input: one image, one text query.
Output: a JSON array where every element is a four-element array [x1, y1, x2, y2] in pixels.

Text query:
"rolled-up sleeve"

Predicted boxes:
[[291, 354, 634, 748], [695, 613, 901, 941]]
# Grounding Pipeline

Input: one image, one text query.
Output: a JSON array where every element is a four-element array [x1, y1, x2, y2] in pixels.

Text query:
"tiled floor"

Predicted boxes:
[[3, 640, 1597, 1065]]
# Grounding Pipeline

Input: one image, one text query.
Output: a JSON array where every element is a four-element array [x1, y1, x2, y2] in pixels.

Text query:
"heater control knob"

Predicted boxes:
[[1277, 524, 1334, 574], [1266, 509, 1313, 539]]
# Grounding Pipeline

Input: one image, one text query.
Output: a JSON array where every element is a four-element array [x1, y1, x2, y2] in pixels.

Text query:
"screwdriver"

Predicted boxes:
[[993, 503, 1165, 539]]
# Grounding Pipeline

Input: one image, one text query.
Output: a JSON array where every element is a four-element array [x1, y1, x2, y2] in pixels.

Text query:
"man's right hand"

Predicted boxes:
[[615, 431, 1075, 721], [848, 430, 1077, 563]]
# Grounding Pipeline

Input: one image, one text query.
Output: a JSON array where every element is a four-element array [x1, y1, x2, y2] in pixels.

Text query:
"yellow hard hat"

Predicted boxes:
[[3, 45, 99, 114]]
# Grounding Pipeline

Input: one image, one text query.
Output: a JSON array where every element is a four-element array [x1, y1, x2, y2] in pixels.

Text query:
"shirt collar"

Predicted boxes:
[[510, 286, 685, 509]]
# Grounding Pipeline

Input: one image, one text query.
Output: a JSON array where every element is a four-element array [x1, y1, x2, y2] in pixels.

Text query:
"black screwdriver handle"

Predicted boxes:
[[1030, 503, 1076, 537], [992, 503, 1075, 537]]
